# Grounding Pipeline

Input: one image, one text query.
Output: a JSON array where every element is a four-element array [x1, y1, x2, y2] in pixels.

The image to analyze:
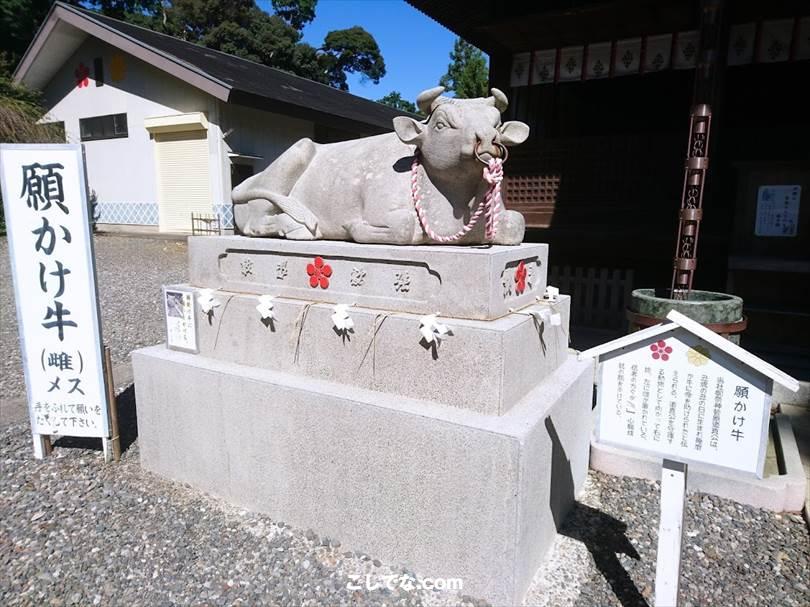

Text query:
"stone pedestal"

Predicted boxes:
[[133, 236, 593, 605]]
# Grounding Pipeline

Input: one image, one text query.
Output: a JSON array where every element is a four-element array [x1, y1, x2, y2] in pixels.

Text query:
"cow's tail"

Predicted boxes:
[[232, 186, 319, 233]]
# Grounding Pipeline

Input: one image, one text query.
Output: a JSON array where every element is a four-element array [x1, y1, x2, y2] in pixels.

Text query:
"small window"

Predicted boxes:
[[79, 113, 128, 141]]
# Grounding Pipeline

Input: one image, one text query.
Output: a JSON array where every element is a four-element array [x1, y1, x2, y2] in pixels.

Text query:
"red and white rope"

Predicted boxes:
[[411, 155, 503, 243]]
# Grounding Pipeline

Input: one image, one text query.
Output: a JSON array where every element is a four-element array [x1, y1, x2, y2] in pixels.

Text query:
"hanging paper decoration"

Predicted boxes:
[[558, 46, 584, 82], [727, 23, 756, 66], [673, 31, 699, 69], [532, 49, 557, 85], [197, 288, 220, 314], [509, 18, 807, 91], [797, 17, 810, 61], [74, 63, 90, 88], [510, 52, 531, 87], [585, 42, 612, 79], [331, 304, 355, 333], [757, 19, 794, 63], [256, 295, 276, 321], [614, 38, 642, 76], [643, 34, 673, 72], [419, 314, 450, 345], [110, 53, 126, 81]]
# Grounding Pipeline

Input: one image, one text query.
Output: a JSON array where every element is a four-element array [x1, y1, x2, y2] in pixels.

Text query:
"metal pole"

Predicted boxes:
[[670, 105, 711, 299], [103, 345, 121, 462]]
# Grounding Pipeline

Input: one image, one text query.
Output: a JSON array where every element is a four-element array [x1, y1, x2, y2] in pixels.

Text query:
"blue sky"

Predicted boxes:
[[256, 0, 486, 103]]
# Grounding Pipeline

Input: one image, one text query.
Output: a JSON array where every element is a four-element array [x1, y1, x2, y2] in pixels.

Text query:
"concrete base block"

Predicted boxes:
[[188, 236, 549, 320], [590, 414, 806, 512], [133, 347, 594, 605], [189, 288, 571, 415]]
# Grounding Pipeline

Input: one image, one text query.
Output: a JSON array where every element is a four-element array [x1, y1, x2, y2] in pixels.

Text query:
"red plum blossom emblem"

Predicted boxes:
[[514, 261, 528, 295], [650, 340, 673, 361], [306, 256, 332, 289]]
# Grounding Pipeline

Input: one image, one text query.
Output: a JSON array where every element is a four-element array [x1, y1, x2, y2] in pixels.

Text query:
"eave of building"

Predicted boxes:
[[14, 3, 231, 101]]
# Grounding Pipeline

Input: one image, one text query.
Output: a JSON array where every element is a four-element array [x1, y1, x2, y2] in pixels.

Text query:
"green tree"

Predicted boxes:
[[439, 37, 488, 99], [376, 91, 417, 114], [271, 0, 315, 30], [320, 26, 385, 91], [137, 1, 385, 91]]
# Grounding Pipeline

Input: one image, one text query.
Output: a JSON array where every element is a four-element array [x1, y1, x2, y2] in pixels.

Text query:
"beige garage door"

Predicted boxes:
[[154, 130, 211, 233]]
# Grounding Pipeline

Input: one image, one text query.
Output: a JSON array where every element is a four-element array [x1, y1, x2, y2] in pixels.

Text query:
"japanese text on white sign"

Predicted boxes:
[[1, 144, 109, 438]]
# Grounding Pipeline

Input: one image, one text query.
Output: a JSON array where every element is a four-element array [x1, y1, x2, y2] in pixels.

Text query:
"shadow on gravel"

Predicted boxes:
[[560, 504, 648, 607], [53, 384, 139, 453], [547, 417, 648, 607]]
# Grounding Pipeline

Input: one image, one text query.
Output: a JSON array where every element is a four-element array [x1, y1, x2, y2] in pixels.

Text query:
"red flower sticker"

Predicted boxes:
[[75, 63, 90, 88], [514, 260, 527, 295], [306, 256, 332, 289], [650, 340, 673, 361]]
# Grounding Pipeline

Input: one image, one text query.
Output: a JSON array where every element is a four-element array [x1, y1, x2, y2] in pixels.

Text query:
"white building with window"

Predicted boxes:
[[13, 2, 408, 233]]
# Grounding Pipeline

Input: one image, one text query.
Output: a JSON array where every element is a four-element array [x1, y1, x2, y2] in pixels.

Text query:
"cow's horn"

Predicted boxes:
[[416, 86, 446, 114], [490, 88, 508, 112]]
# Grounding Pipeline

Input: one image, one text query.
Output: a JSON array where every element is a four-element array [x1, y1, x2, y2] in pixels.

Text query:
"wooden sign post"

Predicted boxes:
[[1, 144, 116, 461], [580, 310, 799, 606]]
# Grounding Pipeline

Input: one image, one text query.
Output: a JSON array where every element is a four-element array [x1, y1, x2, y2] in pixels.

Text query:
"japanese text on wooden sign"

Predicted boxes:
[[0, 144, 109, 438], [596, 329, 770, 476]]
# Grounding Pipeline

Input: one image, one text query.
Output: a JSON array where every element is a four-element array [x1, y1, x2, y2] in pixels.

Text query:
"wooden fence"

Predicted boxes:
[[548, 266, 635, 330]]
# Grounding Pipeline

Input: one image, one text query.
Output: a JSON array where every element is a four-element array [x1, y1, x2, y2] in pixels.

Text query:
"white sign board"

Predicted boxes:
[[596, 328, 770, 477], [755, 185, 800, 237], [0, 144, 109, 438], [163, 286, 198, 352]]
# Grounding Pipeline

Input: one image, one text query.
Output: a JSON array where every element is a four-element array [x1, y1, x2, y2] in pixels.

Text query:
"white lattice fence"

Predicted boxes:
[[96, 202, 159, 225], [214, 203, 234, 229]]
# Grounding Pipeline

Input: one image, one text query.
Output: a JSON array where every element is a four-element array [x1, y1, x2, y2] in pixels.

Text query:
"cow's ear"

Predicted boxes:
[[394, 117, 424, 145], [499, 121, 530, 146]]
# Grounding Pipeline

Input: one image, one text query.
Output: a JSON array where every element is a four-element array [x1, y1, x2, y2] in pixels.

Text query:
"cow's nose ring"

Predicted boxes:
[[474, 141, 509, 164]]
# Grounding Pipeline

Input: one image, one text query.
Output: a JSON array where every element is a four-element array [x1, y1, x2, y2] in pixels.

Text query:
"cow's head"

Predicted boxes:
[[393, 86, 529, 174]]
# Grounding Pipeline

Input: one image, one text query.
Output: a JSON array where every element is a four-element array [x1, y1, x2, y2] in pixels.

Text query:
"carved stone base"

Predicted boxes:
[[188, 236, 548, 320]]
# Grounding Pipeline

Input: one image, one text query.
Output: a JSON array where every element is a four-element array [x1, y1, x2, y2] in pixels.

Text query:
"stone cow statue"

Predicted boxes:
[[232, 86, 530, 245]]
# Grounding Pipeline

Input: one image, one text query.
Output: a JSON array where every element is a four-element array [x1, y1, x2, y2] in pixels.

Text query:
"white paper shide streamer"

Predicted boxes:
[[197, 288, 220, 314], [419, 314, 451, 345], [331, 304, 355, 332], [256, 295, 276, 321]]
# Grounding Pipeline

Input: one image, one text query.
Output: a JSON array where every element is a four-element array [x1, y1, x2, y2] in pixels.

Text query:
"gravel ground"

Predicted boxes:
[[0, 234, 187, 400], [0, 422, 476, 607], [2, 424, 807, 607], [528, 472, 810, 607]]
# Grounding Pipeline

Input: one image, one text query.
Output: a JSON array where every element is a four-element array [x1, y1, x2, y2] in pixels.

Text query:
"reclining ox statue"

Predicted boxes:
[[232, 86, 530, 245]]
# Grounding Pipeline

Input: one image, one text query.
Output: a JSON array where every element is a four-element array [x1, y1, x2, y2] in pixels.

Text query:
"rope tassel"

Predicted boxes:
[[411, 156, 504, 243]]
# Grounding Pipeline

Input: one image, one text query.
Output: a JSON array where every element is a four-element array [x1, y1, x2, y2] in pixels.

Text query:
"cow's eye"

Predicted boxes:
[[435, 120, 447, 130]]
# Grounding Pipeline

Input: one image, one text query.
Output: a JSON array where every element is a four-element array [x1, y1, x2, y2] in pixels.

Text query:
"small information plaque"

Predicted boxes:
[[163, 286, 197, 353], [755, 185, 800, 237]]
